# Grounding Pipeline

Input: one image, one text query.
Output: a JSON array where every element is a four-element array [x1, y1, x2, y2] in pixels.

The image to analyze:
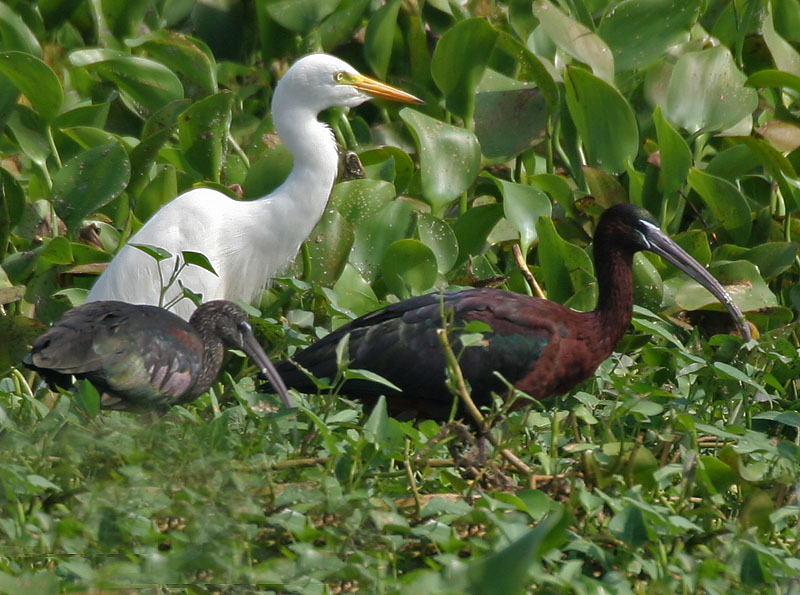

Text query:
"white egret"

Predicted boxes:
[[86, 53, 422, 319]]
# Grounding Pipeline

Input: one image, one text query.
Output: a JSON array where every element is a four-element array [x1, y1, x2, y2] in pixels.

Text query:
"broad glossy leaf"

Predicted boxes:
[[400, 108, 481, 215], [416, 213, 458, 274], [265, 0, 340, 33], [536, 216, 593, 304], [242, 143, 293, 199], [583, 167, 626, 207], [494, 31, 559, 110], [70, 50, 184, 117], [52, 142, 131, 233], [565, 67, 639, 174], [331, 263, 379, 316], [687, 168, 751, 244], [0, 315, 46, 369], [306, 208, 354, 285], [452, 204, 504, 267], [665, 47, 758, 134], [757, 120, 800, 153], [745, 69, 800, 94], [364, 0, 400, 80], [6, 106, 50, 170], [320, 0, 371, 50], [54, 102, 110, 130], [489, 174, 552, 255], [532, 0, 614, 83], [0, 51, 62, 121], [329, 179, 396, 227], [675, 261, 776, 312], [60, 126, 120, 149], [474, 88, 547, 160], [178, 92, 233, 182], [609, 504, 652, 547], [127, 30, 217, 98], [632, 253, 663, 311], [653, 105, 691, 196], [762, 4, 800, 77], [598, 0, 700, 71], [431, 17, 498, 123], [0, 3, 41, 55], [529, 174, 573, 215], [350, 200, 416, 282], [358, 146, 414, 192], [135, 166, 177, 222], [381, 239, 438, 298], [39, 236, 72, 266], [740, 242, 798, 280]]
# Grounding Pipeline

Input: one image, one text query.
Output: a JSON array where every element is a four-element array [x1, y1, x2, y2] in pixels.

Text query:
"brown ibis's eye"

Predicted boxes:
[[333, 71, 345, 83]]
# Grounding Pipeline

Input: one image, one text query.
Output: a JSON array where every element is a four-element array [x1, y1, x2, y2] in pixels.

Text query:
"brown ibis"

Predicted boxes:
[[24, 300, 291, 412], [264, 204, 750, 419]]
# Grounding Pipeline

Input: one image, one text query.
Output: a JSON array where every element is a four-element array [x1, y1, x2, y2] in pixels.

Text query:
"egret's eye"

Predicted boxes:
[[333, 71, 346, 83]]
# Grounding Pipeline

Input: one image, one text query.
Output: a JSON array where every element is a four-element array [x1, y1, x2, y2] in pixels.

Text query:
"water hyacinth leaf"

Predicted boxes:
[[0, 51, 62, 121], [178, 91, 233, 182], [319, 0, 372, 51], [474, 88, 547, 160], [739, 242, 798, 279], [632, 253, 663, 312], [6, 107, 50, 171], [70, 50, 184, 117], [452, 204, 504, 267], [306, 208, 354, 285], [417, 212, 458, 274], [745, 69, 800, 94], [609, 504, 652, 547], [350, 200, 416, 282], [127, 30, 217, 98], [400, 108, 481, 215], [529, 174, 573, 215], [494, 31, 559, 110], [675, 261, 776, 312], [265, 0, 340, 33], [52, 142, 131, 234], [331, 263, 379, 316], [364, 0, 400, 80], [358, 146, 414, 192], [0, 315, 46, 369], [489, 174, 552, 255], [597, 0, 700, 71], [39, 236, 73, 267], [757, 120, 800, 153], [536, 216, 593, 304], [329, 179, 396, 227], [665, 47, 758, 134], [687, 168, 751, 244], [431, 17, 498, 123], [533, 0, 614, 83], [0, 4, 41, 55], [583, 167, 626, 207], [653, 105, 691, 196], [564, 67, 639, 174], [381, 239, 438, 299], [243, 143, 293, 198], [762, 4, 800, 77]]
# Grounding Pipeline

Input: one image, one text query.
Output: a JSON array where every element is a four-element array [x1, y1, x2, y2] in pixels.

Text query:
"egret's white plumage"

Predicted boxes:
[[86, 54, 421, 319]]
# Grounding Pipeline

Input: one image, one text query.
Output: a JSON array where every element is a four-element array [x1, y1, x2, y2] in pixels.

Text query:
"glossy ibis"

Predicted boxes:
[[86, 54, 422, 320], [264, 204, 750, 419], [24, 300, 291, 412]]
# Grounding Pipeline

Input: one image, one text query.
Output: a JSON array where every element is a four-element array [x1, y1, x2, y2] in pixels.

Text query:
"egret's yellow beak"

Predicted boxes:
[[346, 73, 423, 104]]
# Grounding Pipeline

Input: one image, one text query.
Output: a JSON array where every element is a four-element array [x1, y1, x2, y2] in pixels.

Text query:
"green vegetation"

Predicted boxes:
[[1, 0, 799, 592]]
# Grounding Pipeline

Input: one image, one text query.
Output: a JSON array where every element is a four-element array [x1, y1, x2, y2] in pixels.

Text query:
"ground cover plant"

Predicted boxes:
[[1, 0, 799, 592]]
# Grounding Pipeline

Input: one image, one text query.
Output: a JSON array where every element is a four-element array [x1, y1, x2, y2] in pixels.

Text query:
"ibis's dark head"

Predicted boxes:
[[595, 203, 751, 342], [190, 300, 293, 409]]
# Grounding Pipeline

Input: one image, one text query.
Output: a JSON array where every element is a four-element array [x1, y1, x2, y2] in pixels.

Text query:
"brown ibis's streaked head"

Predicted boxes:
[[24, 300, 290, 412], [262, 203, 750, 422]]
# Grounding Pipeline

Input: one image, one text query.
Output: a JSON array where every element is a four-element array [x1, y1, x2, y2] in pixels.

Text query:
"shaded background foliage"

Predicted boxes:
[[0, 0, 799, 592]]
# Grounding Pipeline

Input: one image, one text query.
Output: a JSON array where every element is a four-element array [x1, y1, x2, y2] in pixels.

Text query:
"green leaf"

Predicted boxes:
[[358, 146, 414, 192], [400, 108, 481, 215], [665, 46, 758, 134], [381, 239, 438, 299], [331, 263, 379, 316], [474, 88, 547, 161], [181, 251, 218, 276], [687, 168, 751, 244], [431, 18, 498, 123], [452, 204, 504, 267], [489, 174, 552, 255], [70, 49, 184, 117], [597, 0, 700, 71], [0, 4, 42, 55], [653, 105, 691, 196], [350, 200, 416, 282], [564, 67, 639, 174], [675, 261, 776, 313], [745, 69, 800, 94], [178, 92, 233, 182], [265, 0, 340, 33], [363, 395, 390, 444], [364, 0, 401, 80], [609, 504, 652, 547], [39, 237, 73, 267], [131, 243, 172, 261], [416, 213, 459, 274], [536, 216, 594, 305], [533, 0, 614, 83], [0, 51, 62, 121], [307, 208, 354, 285], [51, 142, 131, 233], [329, 179, 396, 227]]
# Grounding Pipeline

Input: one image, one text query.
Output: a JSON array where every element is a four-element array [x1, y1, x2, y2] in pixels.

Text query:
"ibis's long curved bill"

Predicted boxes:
[[241, 330, 293, 409], [641, 221, 751, 342], [348, 74, 423, 104]]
